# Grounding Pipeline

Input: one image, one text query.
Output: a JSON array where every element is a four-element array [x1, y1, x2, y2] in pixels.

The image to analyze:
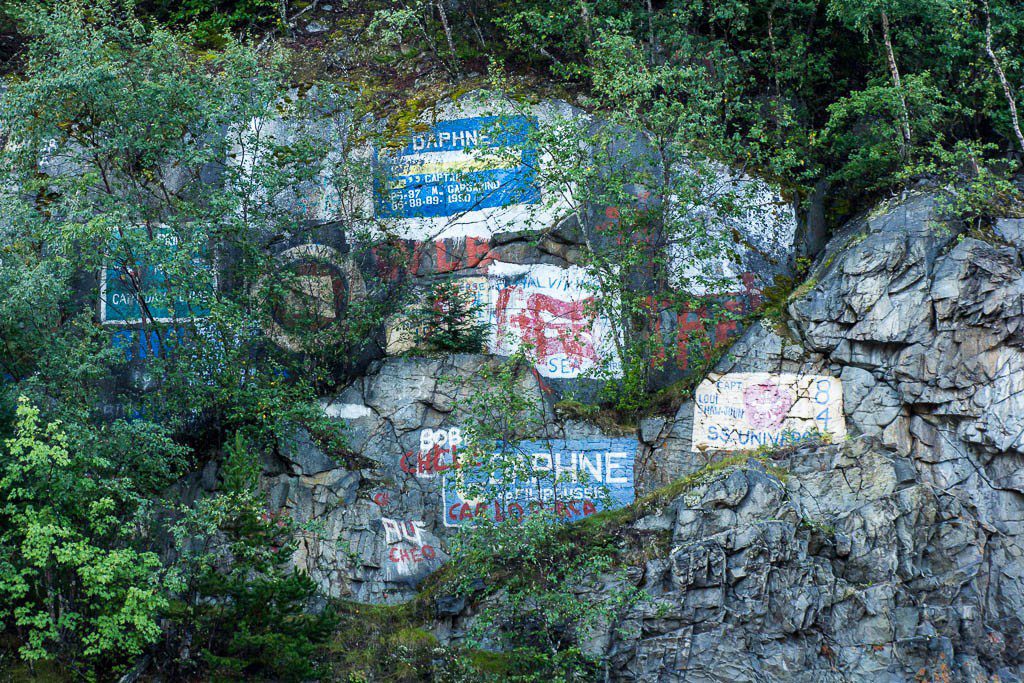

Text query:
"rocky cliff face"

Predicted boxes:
[[257, 190, 1024, 681], [608, 441, 987, 682], [595, 193, 1024, 681]]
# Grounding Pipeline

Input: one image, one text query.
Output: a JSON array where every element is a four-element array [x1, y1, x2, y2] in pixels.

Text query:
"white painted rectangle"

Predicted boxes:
[[487, 261, 619, 379], [692, 373, 845, 451]]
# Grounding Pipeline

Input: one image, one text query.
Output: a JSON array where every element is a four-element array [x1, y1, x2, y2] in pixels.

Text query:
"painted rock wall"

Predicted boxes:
[[264, 354, 642, 602], [692, 372, 846, 451], [361, 90, 798, 391], [80, 87, 803, 602], [94, 90, 798, 404]]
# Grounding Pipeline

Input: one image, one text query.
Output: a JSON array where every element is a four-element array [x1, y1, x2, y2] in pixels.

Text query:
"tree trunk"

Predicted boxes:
[[435, 0, 457, 68], [580, 0, 593, 51], [983, 0, 1024, 153], [768, 3, 782, 101], [645, 0, 657, 62], [802, 178, 831, 258], [880, 10, 913, 152]]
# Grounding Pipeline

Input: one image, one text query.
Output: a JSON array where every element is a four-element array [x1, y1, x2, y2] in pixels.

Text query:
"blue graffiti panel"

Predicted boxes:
[[441, 437, 636, 527], [103, 264, 211, 324], [101, 227, 213, 325], [375, 115, 541, 220]]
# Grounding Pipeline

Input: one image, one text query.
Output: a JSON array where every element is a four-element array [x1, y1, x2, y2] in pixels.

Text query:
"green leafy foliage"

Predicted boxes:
[[476, 75, 755, 415], [446, 512, 627, 682], [140, 0, 282, 45], [326, 602, 440, 682], [0, 0, 397, 416], [409, 280, 489, 353], [902, 139, 1024, 230], [449, 349, 546, 497], [373, 0, 1024, 221], [0, 398, 168, 679], [435, 354, 641, 680], [0, 1, 391, 676], [164, 432, 338, 681]]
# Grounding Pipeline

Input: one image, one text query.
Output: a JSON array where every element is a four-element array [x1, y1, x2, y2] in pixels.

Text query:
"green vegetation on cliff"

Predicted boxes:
[[0, 0, 1022, 680]]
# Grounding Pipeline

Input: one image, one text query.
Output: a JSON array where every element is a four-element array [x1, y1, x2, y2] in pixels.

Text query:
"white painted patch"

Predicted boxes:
[[487, 261, 619, 379], [381, 518, 425, 545], [670, 168, 796, 294], [384, 261, 620, 379], [692, 373, 846, 451], [321, 401, 373, 419], [379, 518, 441, 579]]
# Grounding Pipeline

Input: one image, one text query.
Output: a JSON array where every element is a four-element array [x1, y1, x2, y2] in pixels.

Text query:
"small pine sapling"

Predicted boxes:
[[411, 280, 489, 353]]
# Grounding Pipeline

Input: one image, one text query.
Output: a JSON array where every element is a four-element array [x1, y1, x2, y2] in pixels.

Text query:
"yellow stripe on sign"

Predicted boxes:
[[389, 154, 522, 178]]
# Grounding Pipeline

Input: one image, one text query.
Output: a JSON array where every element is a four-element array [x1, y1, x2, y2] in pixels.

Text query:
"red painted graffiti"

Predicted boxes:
[[372, 492, 390, 507], [436, 236, 496, 273], [495, 288, 598, 365], [446, 499, 598, 523], [373, 237, 498, 280], [388, 544, 437, 563], [399, 444, 462, 476], [649, 273, 762, 371]]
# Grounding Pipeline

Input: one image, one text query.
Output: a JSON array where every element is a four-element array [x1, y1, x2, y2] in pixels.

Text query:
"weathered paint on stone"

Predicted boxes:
[[692, 372, 846, 451], [367, 93, 578, 240], [100, 226, 213, 325], [386, 262, 619, 379], [440, 437, 637, 527]]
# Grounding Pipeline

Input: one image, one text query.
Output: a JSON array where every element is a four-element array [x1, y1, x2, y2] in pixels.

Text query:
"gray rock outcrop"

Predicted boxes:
[[606, 439, 1018, 681], [602, 191, 1024, 681], [263, 188, 1024, 680]]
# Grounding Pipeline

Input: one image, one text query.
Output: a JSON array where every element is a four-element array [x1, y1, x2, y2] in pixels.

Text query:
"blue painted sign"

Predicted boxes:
[[102, 265, 211, 324], [101, 228, 212, 325], [440, 437, 636, 527], [375, 115, 541, 220], [111, 326, 193, 362]]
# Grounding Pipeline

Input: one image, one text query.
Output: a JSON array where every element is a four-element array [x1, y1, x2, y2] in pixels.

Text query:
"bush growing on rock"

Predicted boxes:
[[164, 432, 338, 681], [410, 280, 490, 354]]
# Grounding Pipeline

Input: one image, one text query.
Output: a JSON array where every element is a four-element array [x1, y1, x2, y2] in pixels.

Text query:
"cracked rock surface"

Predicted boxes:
[[606, 440, 1017, 682], [262, 190, 1024, 680], [606, 192, 1024, 680], [267, 354, 560, 602]]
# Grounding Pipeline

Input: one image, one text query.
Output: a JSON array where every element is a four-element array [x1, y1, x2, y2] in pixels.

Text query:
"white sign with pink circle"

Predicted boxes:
[[692, 373, 846, 451]]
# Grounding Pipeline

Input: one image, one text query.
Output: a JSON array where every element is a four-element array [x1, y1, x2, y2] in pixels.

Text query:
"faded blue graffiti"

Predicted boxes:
[[440, 437, 636, 527], [111, 326, 193, 363], [375, 115, 540, 220]]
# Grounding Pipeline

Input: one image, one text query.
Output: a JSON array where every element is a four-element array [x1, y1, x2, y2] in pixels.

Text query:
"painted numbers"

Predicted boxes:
[[692, 373, 847, 451], [375, 116, 540, 221]]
